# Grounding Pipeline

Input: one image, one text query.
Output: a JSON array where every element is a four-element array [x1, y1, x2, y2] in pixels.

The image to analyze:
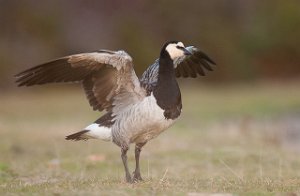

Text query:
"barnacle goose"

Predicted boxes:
[[15, 41, 216, 183]]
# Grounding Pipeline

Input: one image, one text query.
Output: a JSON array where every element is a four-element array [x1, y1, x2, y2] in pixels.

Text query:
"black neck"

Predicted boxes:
[[157, 57, 175, 81], [153, 53, 182, 120]]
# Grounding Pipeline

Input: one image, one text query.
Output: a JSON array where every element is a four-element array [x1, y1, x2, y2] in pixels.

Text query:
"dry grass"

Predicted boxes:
[[1, 81, 300, 195]]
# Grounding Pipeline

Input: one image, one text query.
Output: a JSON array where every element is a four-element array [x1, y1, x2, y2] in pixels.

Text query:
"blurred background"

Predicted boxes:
[[1, 0, 300, 87], [1, 0, 300, 194]]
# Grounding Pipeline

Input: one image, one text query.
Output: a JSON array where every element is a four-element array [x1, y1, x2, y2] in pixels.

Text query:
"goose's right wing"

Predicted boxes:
[[140, 46, 216, 91], [140, 59, 160, 94], [173, 46, 216, 78], [15, 50, 146, 114]]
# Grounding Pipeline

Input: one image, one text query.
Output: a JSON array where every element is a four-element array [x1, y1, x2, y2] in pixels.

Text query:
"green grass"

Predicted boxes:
[[1, 81, 300, 195]]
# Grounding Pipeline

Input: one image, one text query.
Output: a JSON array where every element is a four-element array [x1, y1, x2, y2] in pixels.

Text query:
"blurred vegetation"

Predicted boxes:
[[1, 0, 300, 88]]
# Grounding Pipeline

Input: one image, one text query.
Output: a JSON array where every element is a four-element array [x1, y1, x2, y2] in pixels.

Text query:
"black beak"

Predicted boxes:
[[182, 48, 192, 55]]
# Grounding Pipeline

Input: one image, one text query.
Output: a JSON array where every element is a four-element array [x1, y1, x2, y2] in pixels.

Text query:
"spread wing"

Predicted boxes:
[[174, 46, 216, 78], [140, 46, 216, 91], [15, 50, 146, 114]]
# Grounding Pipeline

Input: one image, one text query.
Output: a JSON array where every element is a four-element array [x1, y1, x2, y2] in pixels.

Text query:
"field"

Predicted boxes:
[[1, 81, 300, 195]]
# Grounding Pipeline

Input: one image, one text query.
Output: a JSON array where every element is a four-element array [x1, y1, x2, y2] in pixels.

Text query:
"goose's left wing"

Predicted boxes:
[[15, 50, 146, 115]]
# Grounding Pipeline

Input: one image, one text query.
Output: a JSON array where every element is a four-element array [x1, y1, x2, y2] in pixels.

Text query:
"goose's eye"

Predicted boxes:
[[176, 46, 184, 49]]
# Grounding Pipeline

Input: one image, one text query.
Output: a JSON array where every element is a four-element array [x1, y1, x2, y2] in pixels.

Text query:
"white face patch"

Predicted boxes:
[[165, 42, 185, 60]]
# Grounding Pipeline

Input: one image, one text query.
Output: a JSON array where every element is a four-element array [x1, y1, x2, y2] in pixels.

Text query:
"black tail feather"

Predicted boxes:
[[65, 130, 89, 141]]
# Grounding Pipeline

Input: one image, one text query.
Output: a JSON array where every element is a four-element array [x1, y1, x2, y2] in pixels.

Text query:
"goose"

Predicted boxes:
[[15, 41, 216, 183]]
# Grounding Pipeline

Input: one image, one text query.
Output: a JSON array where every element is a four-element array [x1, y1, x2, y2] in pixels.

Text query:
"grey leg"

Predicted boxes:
[[121, 147, 132, 183], [133, 142, 146, 182]]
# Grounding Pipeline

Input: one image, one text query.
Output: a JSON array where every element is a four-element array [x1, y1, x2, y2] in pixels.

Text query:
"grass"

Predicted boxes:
[[1, 81, 300, 195]]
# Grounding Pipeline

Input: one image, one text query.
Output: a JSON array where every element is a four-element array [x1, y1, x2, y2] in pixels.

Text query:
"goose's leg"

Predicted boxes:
[[121, 147, 132, 183], [133, 142, 146, 182]]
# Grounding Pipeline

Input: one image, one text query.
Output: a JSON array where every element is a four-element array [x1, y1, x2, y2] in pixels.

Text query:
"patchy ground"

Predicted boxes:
[[1, 81, 300, 195]]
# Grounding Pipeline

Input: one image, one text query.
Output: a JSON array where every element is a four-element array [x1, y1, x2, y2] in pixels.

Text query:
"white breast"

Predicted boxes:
[[114, 93, 178, 143]]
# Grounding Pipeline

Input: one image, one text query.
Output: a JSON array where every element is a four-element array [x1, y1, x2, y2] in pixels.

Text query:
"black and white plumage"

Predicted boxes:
[[15, 41, 215, 183]]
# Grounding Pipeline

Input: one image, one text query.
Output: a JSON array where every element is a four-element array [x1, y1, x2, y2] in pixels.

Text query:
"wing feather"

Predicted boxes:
[[15, 50, 146, 113], [174, 46, 216, 78], [141, 46, 216, 88], [185, 58, 198, 78], [188, 56, 204, 76]]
